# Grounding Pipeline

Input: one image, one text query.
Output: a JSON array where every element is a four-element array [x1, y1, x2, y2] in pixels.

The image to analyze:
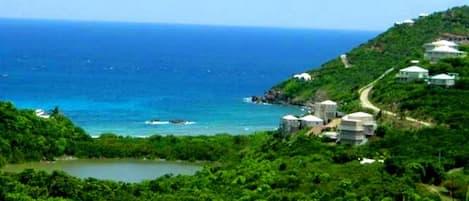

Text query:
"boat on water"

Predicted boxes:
[[145, 119, 195, 125]]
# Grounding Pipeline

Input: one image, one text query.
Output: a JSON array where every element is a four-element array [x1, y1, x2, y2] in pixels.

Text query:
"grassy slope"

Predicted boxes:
[[271, 6, 468, 113]]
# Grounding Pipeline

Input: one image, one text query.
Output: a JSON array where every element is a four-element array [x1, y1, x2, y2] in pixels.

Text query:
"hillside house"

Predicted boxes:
[[279, 115, 300, 137], [395, 19, 414, 26], [279, 114, 325, 137], [424, 46, 465, 62], [300, 115, 324, 128], [429, 73, 456, 87], [396, 66, 429, 82], [314, 100, 337, 123], [338, 112, 377, 145], [35, 109, 50, 119], [293, 73, 312, 81], [423, 40, 458, 51]]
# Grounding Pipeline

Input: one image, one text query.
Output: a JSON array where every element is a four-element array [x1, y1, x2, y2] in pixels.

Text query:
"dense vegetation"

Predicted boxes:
[[0, 101, 468, 200], [72, 133, 261, 162], [0, 102, 90, 165], [269, 6, 468, 112], [0, 5, 468, 201], [0, 101, 257, 163]]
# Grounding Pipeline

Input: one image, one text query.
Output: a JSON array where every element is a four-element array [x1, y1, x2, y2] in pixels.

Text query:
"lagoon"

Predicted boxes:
[[2, 159, 203, 183]]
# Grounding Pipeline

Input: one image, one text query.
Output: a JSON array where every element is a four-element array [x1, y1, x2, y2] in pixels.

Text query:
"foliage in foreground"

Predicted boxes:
[[0, 100, 468, 200]]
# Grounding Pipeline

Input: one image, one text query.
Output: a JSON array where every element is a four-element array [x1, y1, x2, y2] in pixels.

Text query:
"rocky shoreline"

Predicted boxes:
[[250, 89, 285, 104], [250, 89, 311, 107]]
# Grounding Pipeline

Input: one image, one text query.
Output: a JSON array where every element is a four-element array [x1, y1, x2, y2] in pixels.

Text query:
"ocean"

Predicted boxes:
[[0, 19, 377, 136]]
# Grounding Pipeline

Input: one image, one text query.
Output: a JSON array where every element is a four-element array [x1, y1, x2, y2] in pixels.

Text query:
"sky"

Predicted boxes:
[[0, 0, 466, 31]]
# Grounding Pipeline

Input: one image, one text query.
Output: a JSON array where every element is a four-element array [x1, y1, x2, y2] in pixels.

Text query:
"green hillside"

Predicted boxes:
[[269, 6, 468, 113], [371, 55, 469, 127], [0, 102, 90, 165]]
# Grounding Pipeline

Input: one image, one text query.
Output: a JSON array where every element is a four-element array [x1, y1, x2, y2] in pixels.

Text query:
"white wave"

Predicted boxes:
[[145, 121, 170, 125], [243, 97, 272, 105], [242, 97, 253, 103], [184, 121, 196, 125]]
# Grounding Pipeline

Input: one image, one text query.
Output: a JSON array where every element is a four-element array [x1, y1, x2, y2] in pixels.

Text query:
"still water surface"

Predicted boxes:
[[2, 159, 203, 183]]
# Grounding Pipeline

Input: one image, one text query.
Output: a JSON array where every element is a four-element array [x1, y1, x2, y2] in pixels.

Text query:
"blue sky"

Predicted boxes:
[[0, 0, 466, 30]]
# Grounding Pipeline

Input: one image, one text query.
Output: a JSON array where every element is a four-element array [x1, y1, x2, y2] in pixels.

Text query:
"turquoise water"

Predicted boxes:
[[0, 19, 377, 136], [2, 159, 203, 183]]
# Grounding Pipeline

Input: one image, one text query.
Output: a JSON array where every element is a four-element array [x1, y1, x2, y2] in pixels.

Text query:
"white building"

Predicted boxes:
[[299, 115, 324, 128], [359, 158, 384, 165], [402, 19, 414, 24], [424, 46, 465, 62], [339, 112, 377, 145], [397, 66, 429, 82], [314, 100, 337, 123], [35, 109, 50, 119], [395, 19, 414, 26], [341, 54, 352, 68], [429, 73, 456, 87], [423, 40, 458, 51], [293, 73, 312, 81], [279, 115, 300, 137]]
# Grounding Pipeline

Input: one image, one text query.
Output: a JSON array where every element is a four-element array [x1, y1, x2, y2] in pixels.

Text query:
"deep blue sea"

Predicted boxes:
[[0, 19, 377, 136]]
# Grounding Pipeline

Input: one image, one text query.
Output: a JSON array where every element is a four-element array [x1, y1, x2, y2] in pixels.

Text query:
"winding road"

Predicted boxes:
[[359, 68, 433, 127]]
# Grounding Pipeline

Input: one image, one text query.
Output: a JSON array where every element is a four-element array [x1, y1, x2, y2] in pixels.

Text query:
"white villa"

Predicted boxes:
[[423, 40, 458, 51], [397, 66, 429, 82], [359, 158, 384, 165], [429, 73, 456, 87], [338, 112, 377, 145], [395, 19, 414, 26], [402, 19, 414, 24], [424, 40, 466, 62], [314, 100, 337, 123], [35, 109, 50, 119], [279, 114, 325, 137], [280, 115, 300, 137], [293, 73, 312, 81], [300, 115, 324, 128]]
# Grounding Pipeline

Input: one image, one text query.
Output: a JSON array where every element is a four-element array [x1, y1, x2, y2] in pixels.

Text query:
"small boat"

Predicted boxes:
[[145, 120, 169, 125], [169, 120, 187, 124]]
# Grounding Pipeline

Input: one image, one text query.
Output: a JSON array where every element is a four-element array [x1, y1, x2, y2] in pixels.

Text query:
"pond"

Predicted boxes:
[[2, 159, 203, 183]]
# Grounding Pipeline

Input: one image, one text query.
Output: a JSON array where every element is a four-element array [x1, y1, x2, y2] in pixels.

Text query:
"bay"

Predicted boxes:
[[0, 19, 377, 136]]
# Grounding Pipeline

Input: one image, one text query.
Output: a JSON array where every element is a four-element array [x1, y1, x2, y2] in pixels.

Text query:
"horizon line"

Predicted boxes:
[[0, 16, 384, 32]]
